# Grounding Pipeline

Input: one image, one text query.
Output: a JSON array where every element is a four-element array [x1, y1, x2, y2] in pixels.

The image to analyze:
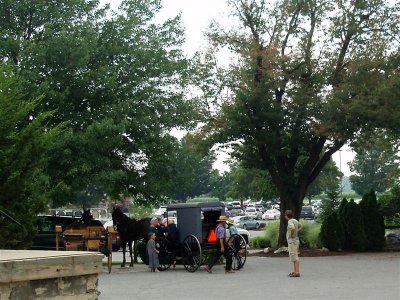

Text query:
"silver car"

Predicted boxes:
[[232, 216, 260, 230]]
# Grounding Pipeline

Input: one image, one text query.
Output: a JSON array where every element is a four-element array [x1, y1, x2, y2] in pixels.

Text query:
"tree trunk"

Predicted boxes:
[[277, 189, 305, 247]]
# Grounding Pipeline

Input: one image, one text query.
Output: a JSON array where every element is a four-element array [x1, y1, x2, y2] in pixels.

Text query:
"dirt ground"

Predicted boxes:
[[249, 247, 400, 257]]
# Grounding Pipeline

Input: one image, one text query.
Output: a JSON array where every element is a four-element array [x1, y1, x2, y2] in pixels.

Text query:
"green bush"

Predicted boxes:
[[299, 221, 322, 249], [265, 221, 280, 248], [342, 199, 367, 251], [319, 211, 345, 250], [250, 236, 271, 248], [359, 190, 385, 250]]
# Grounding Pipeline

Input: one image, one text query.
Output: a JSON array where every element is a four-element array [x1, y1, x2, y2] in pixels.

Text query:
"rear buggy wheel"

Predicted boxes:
[[181, 235, 202, 272], [156, 237, 174, 271], [227, 234, 247, 270]]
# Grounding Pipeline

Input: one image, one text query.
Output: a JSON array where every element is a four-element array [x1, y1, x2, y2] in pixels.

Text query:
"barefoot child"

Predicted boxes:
[[147, 232, 160, 272]]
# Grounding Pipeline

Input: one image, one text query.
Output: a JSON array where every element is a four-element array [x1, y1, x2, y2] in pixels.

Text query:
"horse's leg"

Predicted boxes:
[[121, 240, 126, 268], [133, 240, 138, 263], [128, 241, 134, 267]]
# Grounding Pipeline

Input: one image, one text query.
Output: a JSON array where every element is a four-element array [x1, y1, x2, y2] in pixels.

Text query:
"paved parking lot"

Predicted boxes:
[[99, 252, 400, 300]]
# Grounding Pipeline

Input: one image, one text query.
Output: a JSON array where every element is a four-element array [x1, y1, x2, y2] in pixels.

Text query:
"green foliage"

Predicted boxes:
[[129, 203, 154, 219], [319, 211, 345, 251], [378, 185, 400, 226], [188, 197, 220, 203], [359, 190, 385, 250], [213, 161, 277, 202], [197, 0, 400, 247], [0, 0, 197, 207], [342, 199, 367, 251], [0, 64, 62, 248], [252, 220, 321, 249], [299, 221, 322, 249], [163, 137, 217, 202], [250, 236, 271, 249], [350, 138, 399, 195], [307, 159, 343, 204], [264, 221, 280, 248]]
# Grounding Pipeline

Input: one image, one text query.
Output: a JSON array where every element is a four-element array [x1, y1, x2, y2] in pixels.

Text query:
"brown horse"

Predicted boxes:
[[112, 206, 151, 267]]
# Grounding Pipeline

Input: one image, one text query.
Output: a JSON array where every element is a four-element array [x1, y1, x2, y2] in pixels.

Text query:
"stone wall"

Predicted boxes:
[[0, 274, 99, 300], [0, 251, 103, 300]]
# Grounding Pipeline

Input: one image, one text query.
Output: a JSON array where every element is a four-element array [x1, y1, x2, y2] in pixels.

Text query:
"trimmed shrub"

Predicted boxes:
[[359, 190, 386, 250], [250, 236, 271, 249], [264, 221, 280, 248], [319, 211, 345, 250], [342, 199, 367, 251], [299, 221, 322, 249]]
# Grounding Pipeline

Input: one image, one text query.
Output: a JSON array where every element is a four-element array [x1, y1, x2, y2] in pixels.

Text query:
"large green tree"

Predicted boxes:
[[1, 0, 197, 207], [349, 137, 399, 195], [198, 0, 400, 245], [0, 64, 62, 248]]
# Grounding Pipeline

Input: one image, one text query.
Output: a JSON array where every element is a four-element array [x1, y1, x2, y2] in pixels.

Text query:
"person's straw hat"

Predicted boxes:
[[227, 218, 235, 225], [216, 215, 227, 222]]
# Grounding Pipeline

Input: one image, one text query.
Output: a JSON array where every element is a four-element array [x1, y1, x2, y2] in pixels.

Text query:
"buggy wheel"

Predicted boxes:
[[107, 233, 113, 273], [182, 235, 202, 272], [157, 237, 174, 271], [227, 234, 247, 270]]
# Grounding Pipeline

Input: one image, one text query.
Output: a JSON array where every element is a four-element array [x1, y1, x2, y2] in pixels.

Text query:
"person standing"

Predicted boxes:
[[147, 232, 160, 272], [226, 218, 238, 236], [205, 215, 234, 274], [285, 210, 302, 277]]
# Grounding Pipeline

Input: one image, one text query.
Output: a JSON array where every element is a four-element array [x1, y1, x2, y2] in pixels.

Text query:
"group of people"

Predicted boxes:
[[146, 210, 302, 277], [146, 216, 178, 272]]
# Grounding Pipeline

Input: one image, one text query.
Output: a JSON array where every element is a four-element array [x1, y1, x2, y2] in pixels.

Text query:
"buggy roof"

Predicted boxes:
[[167, 202, 225, 211]]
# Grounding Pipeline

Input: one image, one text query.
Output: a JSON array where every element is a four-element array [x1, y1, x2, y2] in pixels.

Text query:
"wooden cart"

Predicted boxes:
[[63, 225, 113, 273]]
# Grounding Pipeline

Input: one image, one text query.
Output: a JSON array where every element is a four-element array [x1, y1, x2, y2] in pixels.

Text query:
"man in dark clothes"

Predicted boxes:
[[205, 215, 234, 274]]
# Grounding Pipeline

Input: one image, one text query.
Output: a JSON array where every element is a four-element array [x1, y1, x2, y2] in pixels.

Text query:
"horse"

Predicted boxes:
[[112, 206, 151, 267]]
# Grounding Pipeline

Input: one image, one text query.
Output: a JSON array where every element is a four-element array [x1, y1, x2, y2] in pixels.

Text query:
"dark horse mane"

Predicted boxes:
[[112, 206, 151, 267]]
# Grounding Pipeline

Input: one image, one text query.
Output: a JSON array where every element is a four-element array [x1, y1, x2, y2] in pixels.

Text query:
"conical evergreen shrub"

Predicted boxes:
[[360, 190, 386, 250], [338, 198, 348, 247], [342, 199, 367, 251], [319, 211, 345, 251]]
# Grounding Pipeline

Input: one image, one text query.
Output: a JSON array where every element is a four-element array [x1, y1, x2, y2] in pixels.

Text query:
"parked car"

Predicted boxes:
[[232, 216, 260, 230], [30, 215, 79, 250], [154, 206, 167, 216], [300, 206, 316, 220], [225, 227, 251, 244], [227, 208, 244, 217], [255, 204, 266, 213], [262, 209, 280, 220], [225, 203, 233, 211], [231, 201, 242, 209], [245, 208, 262, 220]]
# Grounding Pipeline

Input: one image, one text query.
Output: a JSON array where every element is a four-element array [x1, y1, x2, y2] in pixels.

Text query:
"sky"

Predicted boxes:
[[102, 0, 355, 175]]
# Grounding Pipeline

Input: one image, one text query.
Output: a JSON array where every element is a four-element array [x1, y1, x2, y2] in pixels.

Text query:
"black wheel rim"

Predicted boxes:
[[227, 234, 247, 270], [157, 238, 173, 271], [182, 235, 202, 272]]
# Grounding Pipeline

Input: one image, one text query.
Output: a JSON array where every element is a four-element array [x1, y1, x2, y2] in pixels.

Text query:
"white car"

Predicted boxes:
[[262, 209, 280, 220], [245, 207, 262, 219], [154, 206, 167, 216], [231, 201, 241, 209], [226, 227, 251, 245]]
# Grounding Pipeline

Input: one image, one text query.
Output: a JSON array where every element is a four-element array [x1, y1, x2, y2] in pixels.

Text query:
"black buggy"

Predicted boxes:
[[156, 202, 247, 272]]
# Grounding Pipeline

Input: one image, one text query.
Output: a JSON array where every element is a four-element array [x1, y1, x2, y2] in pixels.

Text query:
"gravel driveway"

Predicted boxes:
[[99, 251, 399, 300]]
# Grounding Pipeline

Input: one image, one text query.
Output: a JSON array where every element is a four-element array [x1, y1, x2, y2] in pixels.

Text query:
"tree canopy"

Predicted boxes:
[[0, 65, 62, 247], [349, 136, 399, 195], [197, 0, 400, 245], [0, 0, 198, 207]]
